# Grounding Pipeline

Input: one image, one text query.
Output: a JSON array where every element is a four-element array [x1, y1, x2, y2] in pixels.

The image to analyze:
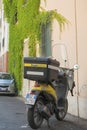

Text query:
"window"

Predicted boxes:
[[41, 22, 52, 57], [0, 73, 12, 80]]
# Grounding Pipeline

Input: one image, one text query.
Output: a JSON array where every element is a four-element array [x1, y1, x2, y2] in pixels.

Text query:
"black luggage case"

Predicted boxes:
[[24, 57, 60, 82]]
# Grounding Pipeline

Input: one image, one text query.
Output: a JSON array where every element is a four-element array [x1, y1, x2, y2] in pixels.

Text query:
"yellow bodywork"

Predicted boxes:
[[31, 84, 57, 100], [24, 63, 47, 68]]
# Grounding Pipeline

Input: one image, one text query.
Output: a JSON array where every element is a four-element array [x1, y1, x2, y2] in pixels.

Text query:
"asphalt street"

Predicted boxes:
[[0, 95, 87, 130]]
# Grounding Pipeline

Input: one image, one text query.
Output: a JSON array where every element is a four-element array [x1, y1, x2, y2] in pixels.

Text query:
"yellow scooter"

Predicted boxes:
[[24, 57, 78, 129]]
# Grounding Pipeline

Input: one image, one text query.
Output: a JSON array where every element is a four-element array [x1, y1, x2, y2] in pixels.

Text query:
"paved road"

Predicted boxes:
[[0, 95, 87, 130]]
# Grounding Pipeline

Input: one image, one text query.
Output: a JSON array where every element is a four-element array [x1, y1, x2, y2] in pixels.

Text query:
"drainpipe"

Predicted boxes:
[[74, 0, 79, 117]]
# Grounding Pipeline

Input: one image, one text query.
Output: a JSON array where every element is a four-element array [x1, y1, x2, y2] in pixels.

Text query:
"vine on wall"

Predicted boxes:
[[3, 0, 68, 93]]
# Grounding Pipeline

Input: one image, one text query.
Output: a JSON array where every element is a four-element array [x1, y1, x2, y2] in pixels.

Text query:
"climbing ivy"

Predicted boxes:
[[3, 0, 68, 93]]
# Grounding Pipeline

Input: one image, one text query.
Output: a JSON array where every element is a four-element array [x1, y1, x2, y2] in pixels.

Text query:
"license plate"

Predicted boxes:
[[25, 93, 37, 105], [0, 87, 6, 91]]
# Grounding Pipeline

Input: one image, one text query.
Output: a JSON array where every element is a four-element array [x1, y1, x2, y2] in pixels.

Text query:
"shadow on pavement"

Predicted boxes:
[[37, 115, 87, 130]]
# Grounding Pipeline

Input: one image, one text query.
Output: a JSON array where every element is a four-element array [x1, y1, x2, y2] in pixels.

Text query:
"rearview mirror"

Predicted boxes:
[[74, 64, 79, 70]]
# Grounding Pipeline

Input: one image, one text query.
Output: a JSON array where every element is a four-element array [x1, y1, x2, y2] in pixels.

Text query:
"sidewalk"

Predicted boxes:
[[65, 114, 87, 129], [19, 96, 87, 130]]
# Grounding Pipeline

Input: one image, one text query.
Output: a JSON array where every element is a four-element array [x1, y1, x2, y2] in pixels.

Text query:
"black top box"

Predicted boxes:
[[24, 57, 60, 82]]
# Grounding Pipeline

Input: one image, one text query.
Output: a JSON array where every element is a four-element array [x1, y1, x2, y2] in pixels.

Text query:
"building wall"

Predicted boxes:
[[40, 0, 87, 119], [76, 0, 87, 119], [0, 2, 9, 72], [22, 38, 34, 97], [22, 38, 30, 96], [0, 51, 8, 72]]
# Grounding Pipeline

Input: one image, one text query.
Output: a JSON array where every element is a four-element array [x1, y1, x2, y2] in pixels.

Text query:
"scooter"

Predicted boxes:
[[24, 45, 79, 129]]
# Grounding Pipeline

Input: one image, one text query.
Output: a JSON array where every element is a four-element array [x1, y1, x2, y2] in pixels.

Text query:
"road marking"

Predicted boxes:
[[20, 124, 29, 128]]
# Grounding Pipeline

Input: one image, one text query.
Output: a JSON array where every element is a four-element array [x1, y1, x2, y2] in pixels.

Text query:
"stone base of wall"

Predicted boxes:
[[68, 96, 78, 116], [79, 97, 87, 119], [68, 96, 87, 119]]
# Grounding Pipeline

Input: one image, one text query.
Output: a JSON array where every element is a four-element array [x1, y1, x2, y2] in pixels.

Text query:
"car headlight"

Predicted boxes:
[[8, 81, 15, 92], [9, 80, 15, 87]]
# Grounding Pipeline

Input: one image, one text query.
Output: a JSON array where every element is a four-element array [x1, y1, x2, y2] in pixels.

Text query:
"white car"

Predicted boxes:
[[0, 72, 17, 95]]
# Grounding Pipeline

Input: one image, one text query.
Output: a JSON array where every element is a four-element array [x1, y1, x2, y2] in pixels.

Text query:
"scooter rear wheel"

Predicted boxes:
[[55, 99, 68, 121], [27, 98, 44, 129]]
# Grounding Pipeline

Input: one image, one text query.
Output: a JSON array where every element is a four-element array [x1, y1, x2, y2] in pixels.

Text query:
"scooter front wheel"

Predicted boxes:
[[27, 98, 44, 129], [55, 99, 68, 121]]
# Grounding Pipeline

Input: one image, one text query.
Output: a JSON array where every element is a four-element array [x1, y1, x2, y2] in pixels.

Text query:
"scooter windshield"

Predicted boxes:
[[52, 43, 69, 68]]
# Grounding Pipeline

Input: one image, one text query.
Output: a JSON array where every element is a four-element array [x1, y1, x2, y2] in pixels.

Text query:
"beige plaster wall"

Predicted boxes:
[[76, 0, 87, 98], [76, 0, 87, 119], [40, 0, 87, 119]]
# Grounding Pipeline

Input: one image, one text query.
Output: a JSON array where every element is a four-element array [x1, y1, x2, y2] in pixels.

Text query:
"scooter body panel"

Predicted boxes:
[[32, 84, 57, 100], [25, 83, 57, 107]]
